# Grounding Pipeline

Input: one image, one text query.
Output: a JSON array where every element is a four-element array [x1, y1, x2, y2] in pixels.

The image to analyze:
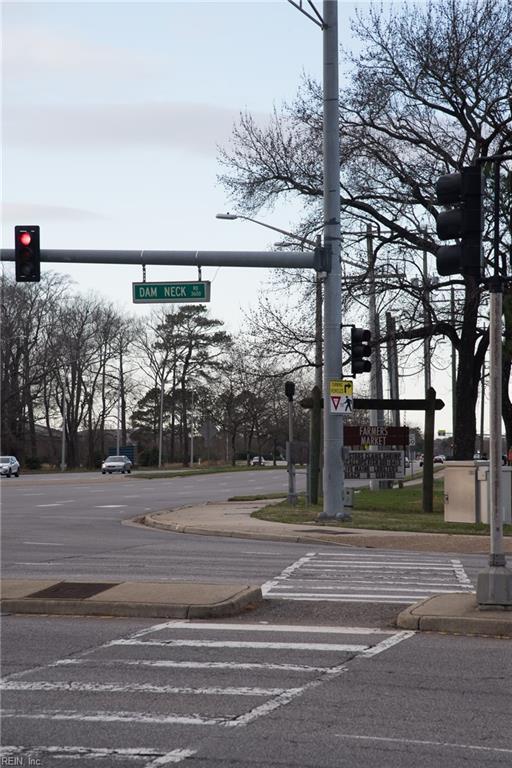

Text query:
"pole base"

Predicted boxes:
[[476, 567, 512, 609]]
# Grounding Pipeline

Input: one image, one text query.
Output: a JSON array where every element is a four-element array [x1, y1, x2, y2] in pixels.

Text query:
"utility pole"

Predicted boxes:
[[367, 224, 385, 490], [450, 285, 457, 439], [385, 312, 400, 427]]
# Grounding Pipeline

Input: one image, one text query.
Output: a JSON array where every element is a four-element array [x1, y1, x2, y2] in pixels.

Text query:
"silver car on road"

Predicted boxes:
[[0, 456, 20, 477], [101, 455, 132, 474]]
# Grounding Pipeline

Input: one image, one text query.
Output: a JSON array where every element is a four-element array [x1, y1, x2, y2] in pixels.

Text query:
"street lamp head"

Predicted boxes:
[[216, 213, 238, 220]]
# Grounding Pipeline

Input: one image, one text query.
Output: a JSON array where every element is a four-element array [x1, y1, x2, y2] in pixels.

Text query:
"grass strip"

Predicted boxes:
[[249, 482, 512, 536]]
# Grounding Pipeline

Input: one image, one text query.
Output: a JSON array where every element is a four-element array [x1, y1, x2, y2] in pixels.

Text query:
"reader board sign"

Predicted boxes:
[[344, 450, 405, 480]]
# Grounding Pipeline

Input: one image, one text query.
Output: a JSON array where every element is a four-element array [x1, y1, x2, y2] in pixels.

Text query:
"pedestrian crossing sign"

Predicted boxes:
[[329, 380, 353, 415]]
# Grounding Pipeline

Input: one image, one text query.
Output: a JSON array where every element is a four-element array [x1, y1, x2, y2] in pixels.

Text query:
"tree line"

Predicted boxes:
[[0, 274, 312, 467]]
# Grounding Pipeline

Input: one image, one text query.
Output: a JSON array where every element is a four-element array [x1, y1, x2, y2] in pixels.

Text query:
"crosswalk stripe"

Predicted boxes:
[[0, 681, 298, 696], [0, 746, 196, 766], [110, 638, 369, 652]]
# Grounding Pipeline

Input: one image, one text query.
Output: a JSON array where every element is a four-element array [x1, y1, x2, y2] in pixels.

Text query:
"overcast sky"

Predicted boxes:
[[2, 0, 458, 435]]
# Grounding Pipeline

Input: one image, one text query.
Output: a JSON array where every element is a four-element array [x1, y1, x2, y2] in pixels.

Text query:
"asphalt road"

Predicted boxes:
[[2, 613, 511, 768], [2, 470, 511, 767], [1, 470, 485, 598]]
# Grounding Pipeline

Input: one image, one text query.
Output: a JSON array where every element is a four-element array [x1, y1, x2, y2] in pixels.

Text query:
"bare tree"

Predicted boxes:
[[218, 0, 512, 458]]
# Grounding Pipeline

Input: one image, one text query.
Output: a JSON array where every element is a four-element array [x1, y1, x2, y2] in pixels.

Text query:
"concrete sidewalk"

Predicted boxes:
[[142, 499, 512, 555]]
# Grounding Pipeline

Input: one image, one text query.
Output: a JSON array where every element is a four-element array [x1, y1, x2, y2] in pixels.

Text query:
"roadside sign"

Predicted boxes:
[[345, 450, 405, 480], [132, 281, 211, 303], [329, 379, 353, 415]]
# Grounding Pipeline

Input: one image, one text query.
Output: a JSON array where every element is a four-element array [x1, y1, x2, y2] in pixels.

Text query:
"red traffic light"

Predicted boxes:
[[15, 225, 41, 282]]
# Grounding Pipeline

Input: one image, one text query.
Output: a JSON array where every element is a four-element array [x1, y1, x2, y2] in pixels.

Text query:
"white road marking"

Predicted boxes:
[[94, 505, 127, 508], [262, 552, 316, 594], [14, 562, 53, 566], [110, 638, 368, 652], [54, 658, 331, 673], [135, 621, 396, 636], [264, 551, 474, 603], [1, 680, 293, 696], [0, 746, 196, 765], [36, 503, 63, 507], [360, 631, 415, 657], [335, 733, 512, 755], [452, 558, 474, 587], [227, 663, 348, 728], [1, 707, 224, 726], [22, 541, 65, 546]]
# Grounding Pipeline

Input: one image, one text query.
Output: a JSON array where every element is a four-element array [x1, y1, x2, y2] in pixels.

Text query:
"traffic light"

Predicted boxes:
[[351, 328, 371, 376], [15, 225, 40, 282], [284, 381, 295, 401], [435, 166, 484, 280]]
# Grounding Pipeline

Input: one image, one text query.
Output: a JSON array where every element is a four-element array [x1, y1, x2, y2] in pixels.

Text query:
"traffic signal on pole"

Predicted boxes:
[[435, 166, 484, 280], [284, 381, 295, 401], [15, 225, 40, 282], [351, 328, 371, 376]]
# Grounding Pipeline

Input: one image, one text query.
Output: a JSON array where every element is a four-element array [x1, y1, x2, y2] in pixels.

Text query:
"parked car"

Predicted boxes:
[[251, 456, 268, 466], [0, 456, 20, 477], [101, 455, 132, 474]]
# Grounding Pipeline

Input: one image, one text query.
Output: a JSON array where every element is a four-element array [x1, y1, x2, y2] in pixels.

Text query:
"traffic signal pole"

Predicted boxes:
[[476, 157, 512, 608], [318, 0, 346, 520]]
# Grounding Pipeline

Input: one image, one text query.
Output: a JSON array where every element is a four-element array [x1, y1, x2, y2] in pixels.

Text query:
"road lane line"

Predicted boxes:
[[334, 733, 512, 755]]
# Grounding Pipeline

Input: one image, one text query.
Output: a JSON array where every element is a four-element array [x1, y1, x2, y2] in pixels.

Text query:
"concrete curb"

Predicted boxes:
[[396, 593, 512, 638], [142, 513, 357, 547], [1, 581, 262, 620], [142, 511, 511, 554]]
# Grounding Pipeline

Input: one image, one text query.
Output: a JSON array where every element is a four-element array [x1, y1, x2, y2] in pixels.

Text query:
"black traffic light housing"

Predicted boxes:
[[15, 225, 40, 282], [435, 166, 484, 280], [284, 381, 295, 402], [351, 328, 371, 376]]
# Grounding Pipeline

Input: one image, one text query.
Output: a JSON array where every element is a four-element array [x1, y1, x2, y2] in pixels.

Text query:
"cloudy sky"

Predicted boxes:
[[2, 0, 456, 433], [2, 0, 330, 324]]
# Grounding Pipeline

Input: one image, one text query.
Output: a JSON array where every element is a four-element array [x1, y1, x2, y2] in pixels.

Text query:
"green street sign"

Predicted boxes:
[[132, 281, 211, 304]]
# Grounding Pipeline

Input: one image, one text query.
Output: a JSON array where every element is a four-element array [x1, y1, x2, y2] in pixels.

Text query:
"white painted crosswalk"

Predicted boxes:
[[1, 619, 413, 765], [262, 550, 475, 603]]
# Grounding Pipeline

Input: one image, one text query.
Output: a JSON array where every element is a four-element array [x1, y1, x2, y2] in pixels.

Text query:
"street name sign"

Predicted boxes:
[[132, 281, 211, 304]]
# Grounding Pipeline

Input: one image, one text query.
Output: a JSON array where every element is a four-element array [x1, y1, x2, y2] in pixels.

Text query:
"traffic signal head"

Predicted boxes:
[[284, 381, 295, 401], [435, 166, 484, 280], [351, 327, 371, 376], [15, 225, 40, 282]]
